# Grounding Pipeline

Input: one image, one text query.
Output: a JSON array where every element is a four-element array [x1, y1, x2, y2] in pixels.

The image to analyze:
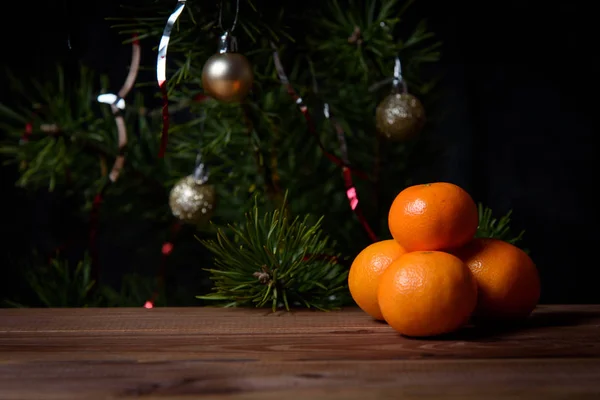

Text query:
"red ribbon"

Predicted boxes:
[[158, 82, 170, 158], [271, 44, 377, 242]]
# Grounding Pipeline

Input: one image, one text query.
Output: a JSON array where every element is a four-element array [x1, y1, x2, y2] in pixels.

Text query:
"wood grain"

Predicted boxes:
[[1, 305, 599, 399]]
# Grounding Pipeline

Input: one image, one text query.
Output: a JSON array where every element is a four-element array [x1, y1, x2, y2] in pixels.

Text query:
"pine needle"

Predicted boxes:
[[197, 192, 347, 311], [475, 203, 525, 246]]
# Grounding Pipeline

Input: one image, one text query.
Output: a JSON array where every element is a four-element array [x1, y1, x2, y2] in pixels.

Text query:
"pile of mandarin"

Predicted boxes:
[[348, 182, 540, 337]]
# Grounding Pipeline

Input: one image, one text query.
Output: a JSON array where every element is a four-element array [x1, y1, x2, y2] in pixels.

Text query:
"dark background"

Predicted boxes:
[[1, 1, 597, 303]]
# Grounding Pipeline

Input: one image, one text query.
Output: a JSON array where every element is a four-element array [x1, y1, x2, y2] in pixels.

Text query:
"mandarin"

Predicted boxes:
[[377, 251, 477, 337], [452, 238, 540, 320], [388, 182, 478, 252], [348, 240, 407, 320]]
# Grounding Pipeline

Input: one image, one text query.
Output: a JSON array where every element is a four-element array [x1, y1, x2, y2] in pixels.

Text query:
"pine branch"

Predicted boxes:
[[3, 251, 166, 308], [20, 253, 99, 308], [476, 203, 526, 246], [197, 193, 347, 311]]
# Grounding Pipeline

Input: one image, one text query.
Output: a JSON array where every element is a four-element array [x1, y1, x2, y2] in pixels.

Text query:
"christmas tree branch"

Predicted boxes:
[[198, 193, 347, 311], [476, 203, 526, 246], [8, 123, 166, 196]]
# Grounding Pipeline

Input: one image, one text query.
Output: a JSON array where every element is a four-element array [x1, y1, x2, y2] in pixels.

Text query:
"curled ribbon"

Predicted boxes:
[[271, 43, 377, 242], [156, 0, 186, 158], [97, 36, 141, 182]]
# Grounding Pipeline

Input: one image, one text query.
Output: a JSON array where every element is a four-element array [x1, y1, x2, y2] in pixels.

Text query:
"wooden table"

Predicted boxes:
[[1, 305, 599, 399]]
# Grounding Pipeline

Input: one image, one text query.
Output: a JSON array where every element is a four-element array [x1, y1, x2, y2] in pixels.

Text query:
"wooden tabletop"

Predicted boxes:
[[1, 305, 599, 399]]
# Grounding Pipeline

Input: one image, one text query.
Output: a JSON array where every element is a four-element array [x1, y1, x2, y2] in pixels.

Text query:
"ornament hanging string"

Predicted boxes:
[[93, 35, 141, 281], [64, 0, 72, 50], [271, 44, 377, 242], [156, 0, 186, 158], [218, 0, 240, 33]]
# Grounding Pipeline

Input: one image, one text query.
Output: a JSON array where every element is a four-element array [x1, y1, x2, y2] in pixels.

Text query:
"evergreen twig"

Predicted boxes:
[[14, 253, 99, 308], [198, 192, 347, 311], [475, 203, 526, 246]]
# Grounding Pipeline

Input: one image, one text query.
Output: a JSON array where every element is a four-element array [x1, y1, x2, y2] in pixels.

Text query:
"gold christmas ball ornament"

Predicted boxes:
[[169, 175, 216, 226], [375, 93, 426, 141], [201, 53, 253, 103]]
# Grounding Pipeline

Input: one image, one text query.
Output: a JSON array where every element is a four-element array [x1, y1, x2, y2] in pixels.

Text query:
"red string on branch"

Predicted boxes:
[[158, 82, 170, 158], [271, 43, 378, 242]]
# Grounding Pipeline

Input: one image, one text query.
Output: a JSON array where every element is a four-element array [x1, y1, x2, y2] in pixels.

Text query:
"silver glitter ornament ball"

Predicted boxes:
[[375, 93, 425, 141], [169, 175, 216, 226]]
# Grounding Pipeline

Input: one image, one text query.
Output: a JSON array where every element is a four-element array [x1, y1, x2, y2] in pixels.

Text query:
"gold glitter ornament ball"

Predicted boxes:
[[201, 53, 253, 103], [169, 175, 216, 226], [375, 93, 426, 141]]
